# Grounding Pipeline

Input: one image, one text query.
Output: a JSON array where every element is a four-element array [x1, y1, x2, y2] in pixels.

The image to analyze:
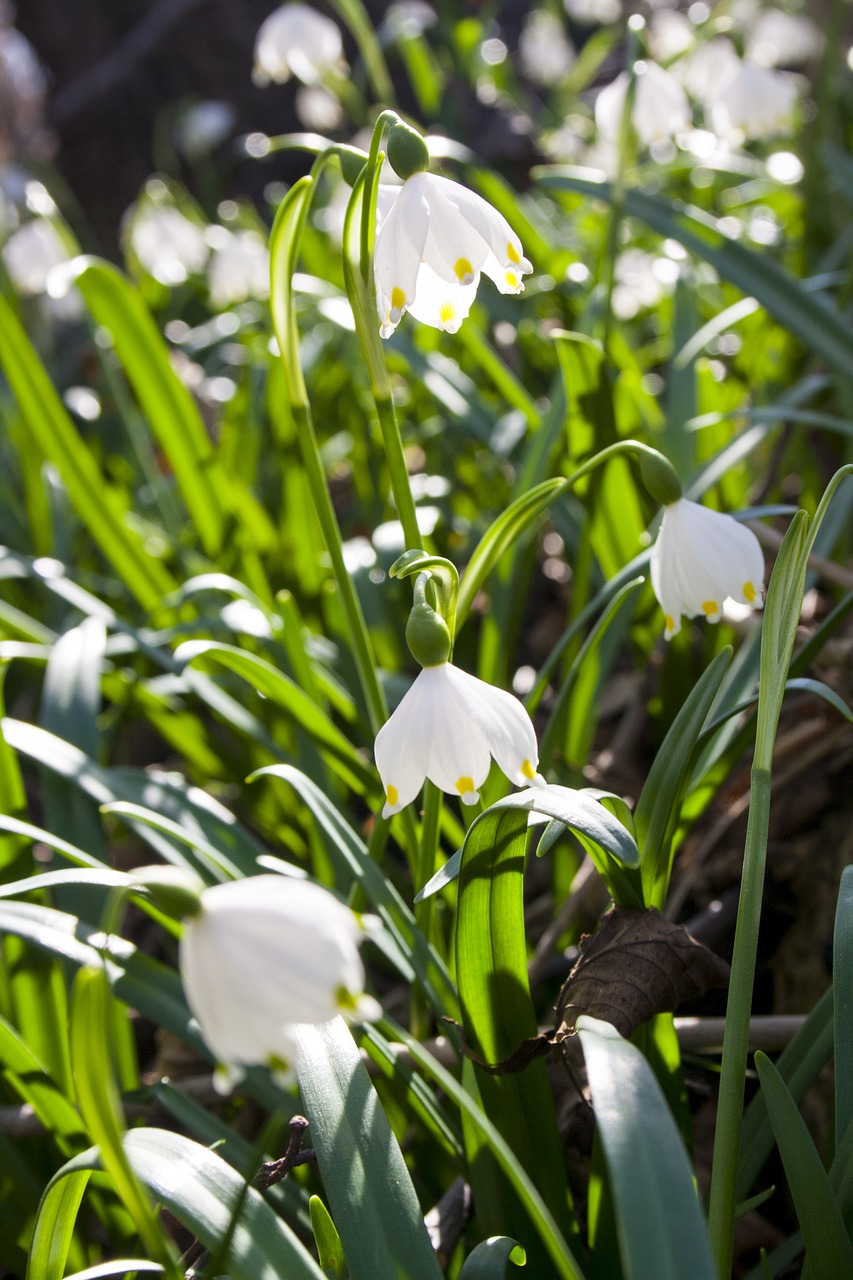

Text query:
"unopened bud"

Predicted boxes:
[[387, 122, 430, 181]]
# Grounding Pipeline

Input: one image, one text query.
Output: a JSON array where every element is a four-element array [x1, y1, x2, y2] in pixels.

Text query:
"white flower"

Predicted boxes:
[[180, 874, 379, 1093], [746, 9, 823, 68], [682, 38, 742, 108], [648, 10, 694, 62], [519, 11, 575, 87], [374, 662, 540, 816], [3, 219, 69, 294], [709, 61, 798, 140], [595, 62, 690, 148], [253, 4, 345, 86], [207, 227, 269, 307], [650, 499, 765, 639], [128, 204, 209, 286], [374, 172, 532, 338]]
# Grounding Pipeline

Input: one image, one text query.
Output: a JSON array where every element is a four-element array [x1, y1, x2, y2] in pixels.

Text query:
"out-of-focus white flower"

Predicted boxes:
[[180, 874, 380, 1093], [207, 227, 269, 307], [519, 10, 575, 87], [174, 100, 235, 158], [3, 218, 68, 293], [595, 62, 690, 147], [295, 84, 344, 130], [611, 247, 678, 319], [648, 9, 694, 62], [128, 204, 209, 286], [650, 498, 765, 639], [746, 8, 823, 67], [564, 0, 621, 26], [709, 61, 798, 140], [384, 2, 437, 40], [253, 3, 345, 86], [374, 661, 540, 816], [374, 172, 532, 338], [682, 38, 742, 107]]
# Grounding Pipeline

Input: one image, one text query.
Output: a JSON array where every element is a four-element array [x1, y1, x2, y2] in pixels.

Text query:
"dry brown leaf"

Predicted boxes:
[[555, 905, 730, 1040]]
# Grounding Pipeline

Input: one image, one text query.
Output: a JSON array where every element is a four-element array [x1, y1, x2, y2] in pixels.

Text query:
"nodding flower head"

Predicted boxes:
[[374, 169, 532, 339], [650, 498, 766, 640]]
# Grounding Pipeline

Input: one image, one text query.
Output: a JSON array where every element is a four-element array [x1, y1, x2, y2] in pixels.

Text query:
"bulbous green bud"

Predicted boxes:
[[638, 449, 683, 507], [387, 122, 430, 181], [333, 144, 367, 187], [131, 864, 205, 920], [406, 601, 451, 668]]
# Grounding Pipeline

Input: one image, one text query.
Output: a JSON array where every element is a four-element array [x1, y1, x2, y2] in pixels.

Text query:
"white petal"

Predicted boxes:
[[374, 671, 434, 814], [424, 174, 532, 294], [374, 178, 429, 337], [419, 666, 493, 801], [408, 260, 479, 333], [441, 665, 539, 787]]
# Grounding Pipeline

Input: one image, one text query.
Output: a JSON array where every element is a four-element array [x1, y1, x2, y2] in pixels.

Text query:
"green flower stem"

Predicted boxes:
[[708, 464, 853, 1278], [270, 166, 386, 735], [456, 322, 541, 430], [456, 437, 676, 627], [342, 118, 423, 552], [327, 0, 395, 106]]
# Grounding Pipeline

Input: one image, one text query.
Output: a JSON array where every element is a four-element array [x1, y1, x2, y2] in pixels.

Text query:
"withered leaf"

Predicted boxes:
[[555, 905, 730, 1040]]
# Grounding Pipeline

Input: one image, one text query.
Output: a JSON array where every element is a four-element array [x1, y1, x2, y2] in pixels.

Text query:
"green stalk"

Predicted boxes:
[[708, 464, 853, 1277], [269, 168, 386, 735]]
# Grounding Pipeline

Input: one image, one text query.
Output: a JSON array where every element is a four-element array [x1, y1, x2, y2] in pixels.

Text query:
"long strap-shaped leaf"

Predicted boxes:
[[0, 294, 173, 609], [578, 1017, 717, 1280], [537, 171, 853, 383], [295, 1019, 444, 1280]]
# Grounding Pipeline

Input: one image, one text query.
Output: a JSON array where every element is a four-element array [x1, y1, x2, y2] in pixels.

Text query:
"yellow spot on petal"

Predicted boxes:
[[744, 581, 757, 603], [454, 256, 474, 283], [505, 270, 519, 288], [390, 286, 406, 311], [385, 784, 399, 808], [522, 759, 535, 780], [701, 600, 718, 617], [455, 775, 475, 796], [507, 241, 521, 264], [439, 302, 455, 324], [665, 614, 675, 633]]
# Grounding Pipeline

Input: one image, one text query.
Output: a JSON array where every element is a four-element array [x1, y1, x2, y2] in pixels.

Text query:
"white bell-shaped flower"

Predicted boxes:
[[180, 874, 379, 1092], [746, 9, 823, 68], [682, 38, 742, 108], [374, 661, 540, 816], [709, 61, 798, 140], [206, 227, 270, 307], [374, 171, 532, 338], [253, 4, 345, 86], [3, 219, 69, 294], [519, 10, 575, 87], [650, 498, 765, 639], [128, 204, 209, 286], [595, 62, 690, 148]]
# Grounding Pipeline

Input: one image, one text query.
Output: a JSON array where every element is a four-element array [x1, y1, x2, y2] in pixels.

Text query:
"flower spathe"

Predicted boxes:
[[179, 874, 379, 1092], [374, 661, 540, 816], [374, 172, 532, 338], [650, 498, 765, 640]]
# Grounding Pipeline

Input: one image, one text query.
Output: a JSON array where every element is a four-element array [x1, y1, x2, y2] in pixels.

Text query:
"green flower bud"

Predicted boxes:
[[638, 449, 683, 507], [333, 144, 367, 187], [387, 122, 430, 181], [406, 601, 451, 668], [131, 864, 205, 920]]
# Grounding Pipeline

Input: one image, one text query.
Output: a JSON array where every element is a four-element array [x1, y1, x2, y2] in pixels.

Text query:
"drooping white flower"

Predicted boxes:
[[650, 498, 765, 639], [682, 38, 742, 108], [206, 227, 269, 307], [709, 61, 798, 140], [3, 218, 69, 294], [746, 8, 823, 68], [180, 874, 379, 1093], [374, 171, 532, 338], [519, 10, 575, 87], [374, 661, 540, 816], [127, 204, 209, 286], [648, 9, 694, 62], [595, 62, 690, 148], [253, 3, 345, 87]]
